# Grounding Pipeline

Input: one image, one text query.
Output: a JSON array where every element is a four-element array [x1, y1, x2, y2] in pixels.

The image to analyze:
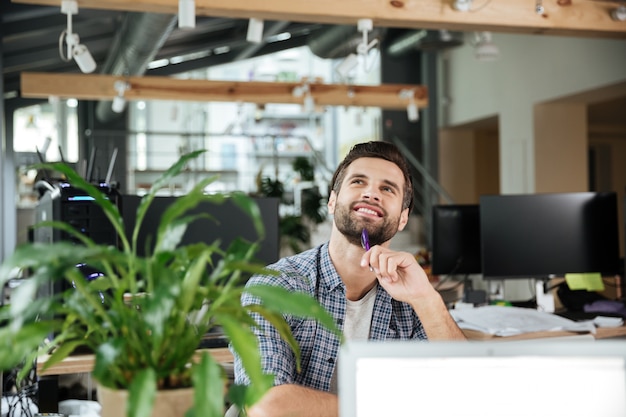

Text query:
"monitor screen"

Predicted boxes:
[[431, 204, 481, 275], [480, 192, 620, 280], [339, 340, 626, 417], [120, 195, 280, 266]]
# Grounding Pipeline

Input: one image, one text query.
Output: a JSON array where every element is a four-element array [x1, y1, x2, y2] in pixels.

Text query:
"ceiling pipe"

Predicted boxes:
[[95, 12, 177, 123], [233, 20, 292, 62], [386, 29, 463, 57]]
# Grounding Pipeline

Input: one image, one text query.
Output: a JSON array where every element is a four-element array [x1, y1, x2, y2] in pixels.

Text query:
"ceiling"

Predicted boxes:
[[2, 0, 625, 131], [1, 1, 333, 105]]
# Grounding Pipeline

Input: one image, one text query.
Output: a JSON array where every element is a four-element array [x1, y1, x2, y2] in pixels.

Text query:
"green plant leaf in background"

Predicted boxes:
[[188, 352, 224, 417], [128, 368, 157, 417]]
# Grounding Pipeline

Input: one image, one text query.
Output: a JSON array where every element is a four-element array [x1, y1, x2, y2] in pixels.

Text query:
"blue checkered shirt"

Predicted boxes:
[[232, 242, 428, 392]]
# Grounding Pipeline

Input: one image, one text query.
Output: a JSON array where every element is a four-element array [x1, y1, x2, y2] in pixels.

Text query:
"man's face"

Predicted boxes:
[[328, 157, 409, 247]]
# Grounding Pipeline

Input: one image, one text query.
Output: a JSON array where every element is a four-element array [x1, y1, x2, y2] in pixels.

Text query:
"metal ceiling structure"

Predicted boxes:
[[3, 0, 624, 124], [1, 1, 327, 107], [1, 0, 471, 117]]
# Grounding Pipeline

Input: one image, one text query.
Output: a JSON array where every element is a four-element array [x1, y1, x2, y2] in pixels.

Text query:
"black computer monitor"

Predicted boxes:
[[480, 192, 620, 280], [120, 195, 280, 266], [430, 204, 482, 275], [622, 194, 626, 295]]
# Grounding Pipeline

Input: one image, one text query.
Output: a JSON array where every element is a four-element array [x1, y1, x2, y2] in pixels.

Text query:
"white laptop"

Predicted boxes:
[[338, 339, 626, 417]]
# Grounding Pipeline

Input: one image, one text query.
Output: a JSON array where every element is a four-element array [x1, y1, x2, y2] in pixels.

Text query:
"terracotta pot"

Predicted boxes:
[[98, 384, 194, 417]]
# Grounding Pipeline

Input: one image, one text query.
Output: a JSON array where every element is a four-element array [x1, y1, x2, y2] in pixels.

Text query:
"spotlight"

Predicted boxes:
[[292, 82, 309, 98], [473, 32, 499, 61], [292, 82, 315, 113], [111, 80, 129, 113], [335, 18, 379, 81], [303, 94, 315, 113], [247, 18, 264, 43], [399, 89, 419, 122], [178, 0, 195, 29], [611, 4, 626, 21], [111, 96, 126, 113], [335, 53, 359, 79], [59, 0, 96, 73], [71, 43, 97, 73], [407, 102, 419, 122]]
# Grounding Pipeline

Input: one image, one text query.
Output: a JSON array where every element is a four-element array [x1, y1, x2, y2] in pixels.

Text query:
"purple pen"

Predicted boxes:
[[361, 228, 375, 272], [360, 228, 370, 251]]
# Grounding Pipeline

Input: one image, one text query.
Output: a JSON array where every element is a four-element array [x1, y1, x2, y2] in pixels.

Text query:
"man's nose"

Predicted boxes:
[[362, 188, 381, 202]]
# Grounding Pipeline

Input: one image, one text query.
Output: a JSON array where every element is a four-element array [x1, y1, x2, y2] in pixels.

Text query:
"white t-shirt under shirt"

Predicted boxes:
[[329, 285, 378, 394]]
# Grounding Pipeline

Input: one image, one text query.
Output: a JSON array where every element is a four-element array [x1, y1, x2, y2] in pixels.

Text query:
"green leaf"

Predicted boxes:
[[132, 150, 207, 253], [219, 315, 273, 405], [154, 177, 221, 253], [188, 352, 224, 417], [0, 321, 53, 370], [93, 339, 124, 387], [142, 284, 176, 343], [230, 192, 265, 240], [179, 251, 210, 314], [128, 368, 157, 417], [247, 305, 302, 371], [245, 284, 340, 337], [42, 340, 85, 372]]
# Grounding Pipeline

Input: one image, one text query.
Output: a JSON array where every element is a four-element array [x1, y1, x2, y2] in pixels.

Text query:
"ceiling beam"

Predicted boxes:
[[20, 72, 428, 110], [12, 0, 626, 38]]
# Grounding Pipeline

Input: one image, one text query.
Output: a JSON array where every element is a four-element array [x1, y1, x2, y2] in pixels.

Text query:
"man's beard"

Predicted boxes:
[[334, 201, 399, 247]]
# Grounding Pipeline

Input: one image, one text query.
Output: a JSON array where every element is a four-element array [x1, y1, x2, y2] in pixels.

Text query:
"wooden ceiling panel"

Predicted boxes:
[[12, 0, 626, 38]]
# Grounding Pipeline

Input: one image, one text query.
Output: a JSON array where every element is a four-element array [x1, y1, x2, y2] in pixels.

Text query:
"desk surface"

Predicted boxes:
[[39, 325, 626, 375], [463, 323, 626, 341], [37, 347, 233, 376]]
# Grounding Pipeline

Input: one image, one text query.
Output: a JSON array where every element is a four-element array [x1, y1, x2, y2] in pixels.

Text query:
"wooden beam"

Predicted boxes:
[[13, 0, 626, 38], [20, 72, 428, 110]]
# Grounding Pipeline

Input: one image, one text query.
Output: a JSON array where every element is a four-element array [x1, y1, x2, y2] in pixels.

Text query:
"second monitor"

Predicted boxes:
[[431, 204, 482, 276], [120, 195, 280, 266]]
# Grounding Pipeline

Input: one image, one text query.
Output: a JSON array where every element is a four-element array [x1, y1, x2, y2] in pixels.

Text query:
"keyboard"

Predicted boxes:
[[555, 310, 623, 322], [198, 330, 229, 349]]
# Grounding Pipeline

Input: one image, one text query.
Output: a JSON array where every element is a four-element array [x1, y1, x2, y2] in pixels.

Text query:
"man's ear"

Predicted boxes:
[[327, 190, 337, 215], [397, 208, 409, 232]]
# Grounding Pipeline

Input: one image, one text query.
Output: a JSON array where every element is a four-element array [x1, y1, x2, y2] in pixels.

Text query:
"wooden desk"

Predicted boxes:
[[463, 324, 626, 341], [37, 347, 234, 377]]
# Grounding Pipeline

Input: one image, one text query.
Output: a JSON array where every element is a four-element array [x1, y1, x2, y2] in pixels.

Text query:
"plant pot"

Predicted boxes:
[[97, 384, 194, 417]]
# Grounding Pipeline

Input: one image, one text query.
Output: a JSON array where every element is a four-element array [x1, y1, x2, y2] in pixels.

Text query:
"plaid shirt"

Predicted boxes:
[[232, 242, 428, 392]]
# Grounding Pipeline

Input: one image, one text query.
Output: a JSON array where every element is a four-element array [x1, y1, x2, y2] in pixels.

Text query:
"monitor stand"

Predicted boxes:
[[487, 280, 504, 301], [535, 279, 555, 313]]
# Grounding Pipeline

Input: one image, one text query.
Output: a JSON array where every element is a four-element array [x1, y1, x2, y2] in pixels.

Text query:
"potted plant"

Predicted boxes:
[[0, 150, 338, 417], [255, 157, 327, 255]]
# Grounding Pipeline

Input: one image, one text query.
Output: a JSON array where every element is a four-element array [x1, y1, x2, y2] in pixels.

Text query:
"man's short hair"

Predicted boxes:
[[330, 141, 414, 213]]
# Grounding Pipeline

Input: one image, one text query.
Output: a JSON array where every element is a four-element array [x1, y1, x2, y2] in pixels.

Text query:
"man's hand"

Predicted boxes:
[[360, 245, 466, 341], [360, 245, 432, 303]]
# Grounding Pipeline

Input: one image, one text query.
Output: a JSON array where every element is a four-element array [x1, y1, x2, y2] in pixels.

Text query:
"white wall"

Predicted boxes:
[[439, 33, 626, 302], [440, 33, 626, 194]]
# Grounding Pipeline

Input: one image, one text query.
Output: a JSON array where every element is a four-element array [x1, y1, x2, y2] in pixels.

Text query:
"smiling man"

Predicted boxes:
[[232, 141, 466, 417]]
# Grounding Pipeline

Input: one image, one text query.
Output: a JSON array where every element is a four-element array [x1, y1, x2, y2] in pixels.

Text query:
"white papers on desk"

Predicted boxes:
[[449, 306, 596, 337]]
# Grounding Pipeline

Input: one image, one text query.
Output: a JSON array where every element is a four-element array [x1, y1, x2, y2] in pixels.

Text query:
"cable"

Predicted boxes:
[[3, 364, 37, 417], [433, 256, 463, 290], [58, 30, 71, 62]]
